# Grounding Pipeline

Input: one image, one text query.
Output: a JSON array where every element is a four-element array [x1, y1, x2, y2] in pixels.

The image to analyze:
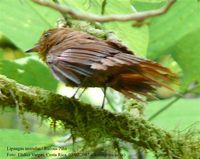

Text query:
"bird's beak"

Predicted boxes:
[[25, 45, 39, 53]]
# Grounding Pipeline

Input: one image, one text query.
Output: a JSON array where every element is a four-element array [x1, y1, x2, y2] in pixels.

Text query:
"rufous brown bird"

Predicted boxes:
[[26, 27, 177, 103]]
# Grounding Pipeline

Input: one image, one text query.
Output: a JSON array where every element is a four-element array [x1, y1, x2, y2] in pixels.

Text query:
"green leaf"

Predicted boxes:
[[0, 129, 52, 159], [0, 0, 60, 51], [133, 1, 164, 11], [0, 56, 58, 91], [65, 0, 133, 14], [132, 0, 166, 3], [148, 0, 200, 58], [145, 98, 200, 130], [171, 30, 200, 88]]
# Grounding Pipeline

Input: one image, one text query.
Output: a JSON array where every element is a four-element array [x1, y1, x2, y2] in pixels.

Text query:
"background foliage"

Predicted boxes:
[[0, 0, 200, 158]]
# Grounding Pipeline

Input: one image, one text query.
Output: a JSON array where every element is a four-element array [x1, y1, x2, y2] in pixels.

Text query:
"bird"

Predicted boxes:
[[26, 27, 177, 105]]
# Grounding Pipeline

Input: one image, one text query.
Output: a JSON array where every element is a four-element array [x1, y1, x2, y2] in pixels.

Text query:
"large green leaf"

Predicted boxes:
[[0, 129, 52, 159], [171, 29, 200, 87], [133, 1, 164, 11], [148, 0, 200, 58], [145, 98, 200, 130], [0, 0, 60, 51], [64, 0, 133, 14], [0, 56, 58, 91], [132, 0, 166, 3]]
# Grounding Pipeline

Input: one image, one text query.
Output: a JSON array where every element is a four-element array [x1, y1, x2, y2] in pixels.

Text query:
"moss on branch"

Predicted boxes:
[[0, 75, 200, 158]]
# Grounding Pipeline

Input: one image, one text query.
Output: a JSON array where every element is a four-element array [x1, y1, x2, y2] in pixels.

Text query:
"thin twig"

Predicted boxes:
[[32, 0, 176, 23], [52, 0, 58, 3], [9, 89, 30, 130], [106, 95, 117, 112], [101, 0, 107, 15], [100, 88, 117, 111], [148, 95, 181, 121], [53, 0, 69, 23], [9, 89, 19, 114], [113, 140, 123, 159]]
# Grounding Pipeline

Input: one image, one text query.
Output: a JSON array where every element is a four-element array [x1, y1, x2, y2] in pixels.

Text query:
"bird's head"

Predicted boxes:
[[26, 28, 72, 60]]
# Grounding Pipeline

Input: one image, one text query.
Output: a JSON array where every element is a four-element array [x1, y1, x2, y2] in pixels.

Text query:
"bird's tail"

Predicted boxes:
[[114, 58, 178, 100]]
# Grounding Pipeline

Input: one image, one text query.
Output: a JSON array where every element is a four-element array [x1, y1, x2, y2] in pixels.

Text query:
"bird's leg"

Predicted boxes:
[[101, 88, 117, 111], [72, 86, 81, 99], [101, 86, 107, 109], [76, 87, 87, 99], [72, 78, 87, 99], [105, 95, 117, 112]]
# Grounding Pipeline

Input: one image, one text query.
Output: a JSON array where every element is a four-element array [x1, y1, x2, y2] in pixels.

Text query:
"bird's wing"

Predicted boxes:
[[45, 33, 138, 85], [46, 31, 177, 97]]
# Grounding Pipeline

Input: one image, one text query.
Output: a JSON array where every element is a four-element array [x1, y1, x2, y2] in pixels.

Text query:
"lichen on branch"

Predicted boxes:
[[0, 75, 200, 158]]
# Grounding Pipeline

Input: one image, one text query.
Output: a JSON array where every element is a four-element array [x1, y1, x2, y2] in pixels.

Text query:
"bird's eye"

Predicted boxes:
[[44, 32, 51, 38]]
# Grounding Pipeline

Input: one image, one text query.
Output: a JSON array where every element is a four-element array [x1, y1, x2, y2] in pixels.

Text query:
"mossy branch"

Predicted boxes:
[[0, 75, 200, 158]]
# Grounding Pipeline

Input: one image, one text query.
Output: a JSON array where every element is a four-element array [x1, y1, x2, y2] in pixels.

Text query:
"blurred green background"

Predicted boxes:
[[0, 0, 200, 158]]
